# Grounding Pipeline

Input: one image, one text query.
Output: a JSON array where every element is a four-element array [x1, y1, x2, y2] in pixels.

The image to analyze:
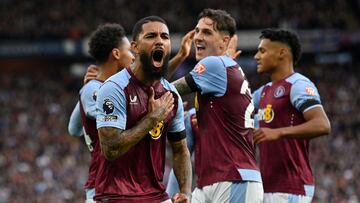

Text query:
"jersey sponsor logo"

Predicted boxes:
[[257, 104, 274, 123], [305, 86, 315, 95], [274, 86, 285, 98], [194, 63, 206, 74], [97, 115, 118, 122], [103, 99, 114, 114], [149, 121, 164, 140], [129, 95, 138, 105], [104, 115, 118, 122]]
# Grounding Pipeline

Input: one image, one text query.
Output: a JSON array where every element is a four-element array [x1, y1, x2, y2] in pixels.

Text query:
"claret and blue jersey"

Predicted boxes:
[[95, 67, 185, 202], [253, 72, 321, 196], [78, 79, 103, 190], [186, 55, 262, 188]]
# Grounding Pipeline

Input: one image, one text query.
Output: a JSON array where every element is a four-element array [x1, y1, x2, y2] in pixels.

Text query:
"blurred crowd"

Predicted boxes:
[[0, 61, 358, 202], [0, 70, 87, 202], [0, 0, 359, 39], [298, 63, 360, 203]]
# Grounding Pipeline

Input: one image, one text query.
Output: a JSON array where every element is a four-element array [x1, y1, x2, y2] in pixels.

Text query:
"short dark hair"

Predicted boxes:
[[88, 23, 126, 64], [198, 8, 236, 37], [132, 16, 167, 41], [260, 28, 302, 64]]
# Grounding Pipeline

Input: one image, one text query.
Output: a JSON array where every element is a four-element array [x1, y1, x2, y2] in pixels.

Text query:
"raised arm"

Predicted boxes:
[[167, 30, 195, 80], [98, 88, 174, 160], [226, 34, 242, 59]]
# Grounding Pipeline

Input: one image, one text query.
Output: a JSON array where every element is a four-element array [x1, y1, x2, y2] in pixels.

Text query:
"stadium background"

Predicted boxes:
[[0, 0, 359, 202]]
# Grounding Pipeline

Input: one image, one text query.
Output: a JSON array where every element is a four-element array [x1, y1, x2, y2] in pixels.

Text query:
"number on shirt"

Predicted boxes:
[[83, 128, 94, 152], [240, 78, 254, 128]]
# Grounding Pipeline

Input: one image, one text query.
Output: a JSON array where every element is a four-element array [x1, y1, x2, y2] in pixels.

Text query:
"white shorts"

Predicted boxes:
[[192, 181, 263, 203], [263, 193, 313, 203]]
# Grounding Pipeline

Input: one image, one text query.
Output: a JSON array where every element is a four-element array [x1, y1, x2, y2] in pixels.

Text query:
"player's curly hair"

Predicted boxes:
[[132, 16, 167, 41], [260, 28, 302, 65], [88, 23, 126, 64], [198, 8, 236, 37]]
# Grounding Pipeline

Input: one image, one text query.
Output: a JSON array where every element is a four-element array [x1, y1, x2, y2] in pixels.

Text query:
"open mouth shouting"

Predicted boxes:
[[196, 43, 205, 54], [195, 42, 206, 60], [151, 48, 164, 69]]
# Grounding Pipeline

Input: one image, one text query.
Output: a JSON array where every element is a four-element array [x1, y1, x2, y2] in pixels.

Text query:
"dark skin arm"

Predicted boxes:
[[254, 106, 331, 144], [170, 139, 192, 203], [98, 88, 174, 161]]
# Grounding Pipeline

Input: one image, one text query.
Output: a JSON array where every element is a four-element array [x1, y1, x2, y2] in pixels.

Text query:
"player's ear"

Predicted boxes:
[[279, 47, 287, 59], [131, 41, 138, 54], [221, 34, 231, 50], [112, 48, 121, 60], [223, 35, 230, 44]]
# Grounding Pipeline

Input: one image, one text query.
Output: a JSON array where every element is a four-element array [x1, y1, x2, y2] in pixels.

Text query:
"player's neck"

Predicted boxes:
[[96, 62, 119, 81], [131, 62, 159, 86], [270, 64, 294, 83]]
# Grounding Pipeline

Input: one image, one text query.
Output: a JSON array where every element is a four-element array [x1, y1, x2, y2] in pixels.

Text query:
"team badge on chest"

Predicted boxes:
[[274, 86, 285, 98]]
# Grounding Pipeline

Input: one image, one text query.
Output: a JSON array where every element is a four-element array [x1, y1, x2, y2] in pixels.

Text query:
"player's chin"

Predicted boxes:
[[256, 65, 264, 73], [195, 54, 205, 61]]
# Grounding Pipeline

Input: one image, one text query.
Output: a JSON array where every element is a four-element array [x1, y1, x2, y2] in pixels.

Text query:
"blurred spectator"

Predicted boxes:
[[0, 70, 88, 202], [0, 0, 359, 39]]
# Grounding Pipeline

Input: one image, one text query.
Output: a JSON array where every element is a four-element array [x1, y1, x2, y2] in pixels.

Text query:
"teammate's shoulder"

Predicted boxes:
[[198, 55, 237, 69], [286, 72, 312, 84], [198, 55, 223, 65], [81, 79, 102, 92], [103, 68, 131, 89]]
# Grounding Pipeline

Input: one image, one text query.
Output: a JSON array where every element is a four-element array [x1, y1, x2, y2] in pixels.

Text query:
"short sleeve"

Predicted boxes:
[[96, 81, 127, 129], [168, 90, 186, 133], [80, 80, 101, 119], [290, 79, 322, 113], [189, 56, 227, 96]]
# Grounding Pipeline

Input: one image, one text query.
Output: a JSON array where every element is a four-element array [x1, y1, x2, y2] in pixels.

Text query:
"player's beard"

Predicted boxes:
[[140, 51, 169, 79]]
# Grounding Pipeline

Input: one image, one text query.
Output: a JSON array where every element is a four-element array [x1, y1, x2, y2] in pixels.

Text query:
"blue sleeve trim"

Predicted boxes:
[[304, 185, 315, 197], [238, 169, 262, 183]]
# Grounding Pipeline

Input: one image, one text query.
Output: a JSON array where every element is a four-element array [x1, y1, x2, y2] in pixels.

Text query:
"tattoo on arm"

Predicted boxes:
[[98, 113, 159, 161], [172, 77, 193, 96], [170, 139, 192, 194]]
